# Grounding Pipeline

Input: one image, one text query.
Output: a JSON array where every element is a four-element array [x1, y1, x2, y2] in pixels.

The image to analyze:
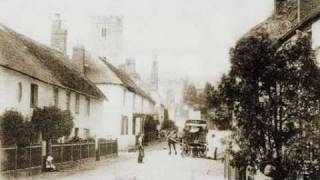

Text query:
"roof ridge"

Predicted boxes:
[[0, 23, 105, 99], [99, 58, 155, 104]]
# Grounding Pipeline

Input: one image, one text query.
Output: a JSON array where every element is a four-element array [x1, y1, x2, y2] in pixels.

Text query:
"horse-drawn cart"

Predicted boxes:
[[181, 119, 208, 158]]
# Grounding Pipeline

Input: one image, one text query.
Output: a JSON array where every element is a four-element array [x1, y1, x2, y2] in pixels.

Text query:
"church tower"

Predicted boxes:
[[91, 16, 123, 65], [50, 13, 67, 54]]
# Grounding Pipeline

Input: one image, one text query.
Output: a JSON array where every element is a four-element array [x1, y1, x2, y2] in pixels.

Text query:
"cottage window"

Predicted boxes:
[[141, 99, 144, 111], [123, 89, 127, 106], [53, 87, 59, 107], [86, 97, 90, 116], [84, 128, 90, 139], [132, 118, 136, 135], [121, 116, 129, 135], [133, 94, 136, 110], [140, 118, 145, 133], [74, 128, 79, 137], [101, 27, 107, 38], [66, 91, 71, 110], [18, 82, 22, 102], [75, 94, 80, 114], [30, 84, 38, 108]]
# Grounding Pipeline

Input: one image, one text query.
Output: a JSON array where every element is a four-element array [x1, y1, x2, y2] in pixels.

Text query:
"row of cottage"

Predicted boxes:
[[0, 23, 162, 150]]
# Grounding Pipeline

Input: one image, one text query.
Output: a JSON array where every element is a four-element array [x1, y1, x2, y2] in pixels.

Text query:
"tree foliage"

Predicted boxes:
[[229, 32, 320, 179], [0, 110, 35, 147], [161, 120, 176, 130], [202, 79, 233, 130], [144, 115, 159, 132], [183, 83, 198, 106], [31, 106, 74, 141]]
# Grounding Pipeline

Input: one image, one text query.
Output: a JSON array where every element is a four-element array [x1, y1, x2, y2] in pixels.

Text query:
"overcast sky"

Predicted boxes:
[[0, 0, 273, 84]]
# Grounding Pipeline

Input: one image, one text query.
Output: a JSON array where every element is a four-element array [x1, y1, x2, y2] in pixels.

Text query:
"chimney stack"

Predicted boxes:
[[274, 0, 287, 15], [51, 13, 68, 54], [72, 46, 86, 74]]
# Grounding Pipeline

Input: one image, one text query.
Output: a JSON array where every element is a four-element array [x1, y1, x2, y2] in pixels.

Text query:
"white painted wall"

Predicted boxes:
[[0, 64, 156, 150], [96, 84, 155, 150], [0, 66, 103, 140], [312, 19, 320, 62]]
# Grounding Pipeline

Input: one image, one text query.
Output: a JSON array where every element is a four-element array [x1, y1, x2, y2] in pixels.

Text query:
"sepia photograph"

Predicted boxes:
[[0, 0, 320, 179]]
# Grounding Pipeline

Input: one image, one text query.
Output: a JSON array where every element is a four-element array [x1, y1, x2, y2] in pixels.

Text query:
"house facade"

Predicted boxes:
[[0, 24, 106, 141], [72, 49, 156, 150], [224, 1, 320, 180]]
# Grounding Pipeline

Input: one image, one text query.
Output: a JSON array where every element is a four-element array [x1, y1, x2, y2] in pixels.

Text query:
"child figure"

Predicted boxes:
[[45, 155, 56, 171]]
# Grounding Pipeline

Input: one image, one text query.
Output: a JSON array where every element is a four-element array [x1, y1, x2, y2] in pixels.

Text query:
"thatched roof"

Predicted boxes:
[[275, 7, 320, 47], [86, 57, 155, 104], [241, 0, 298, 42], [242, 0, 320, 45], [85, 54, 123, 85], [0, 24, 105, 99]]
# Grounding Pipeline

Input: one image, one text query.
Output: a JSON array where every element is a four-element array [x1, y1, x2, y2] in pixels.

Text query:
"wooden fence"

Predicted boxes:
[[0, 140, 118, 172], [0, 145, 42, 171], [98, 140, 118, 157]]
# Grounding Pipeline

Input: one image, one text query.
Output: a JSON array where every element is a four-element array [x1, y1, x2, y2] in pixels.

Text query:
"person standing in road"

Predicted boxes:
[[137, 133, 144, 163], [167, 129, 178, 155]]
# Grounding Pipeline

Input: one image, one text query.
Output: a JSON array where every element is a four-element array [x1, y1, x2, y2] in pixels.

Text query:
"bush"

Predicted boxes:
[[0, 110, 35, 146], [144, 115, 158, 132], [31, 106, 74, 141], [161, 120, 176, 130]]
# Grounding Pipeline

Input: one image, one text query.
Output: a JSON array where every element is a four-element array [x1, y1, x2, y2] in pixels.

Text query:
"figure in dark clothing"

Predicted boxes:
[[137, 133, 144, 163], [167, 130, 178, 155]]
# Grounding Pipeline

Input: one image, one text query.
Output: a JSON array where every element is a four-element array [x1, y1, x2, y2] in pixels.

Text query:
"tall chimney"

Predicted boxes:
[[51, 13, 68, 54], [72, 46, 86, 74]]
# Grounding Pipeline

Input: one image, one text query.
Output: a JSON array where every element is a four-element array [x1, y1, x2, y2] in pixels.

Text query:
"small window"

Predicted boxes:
[[84, 128, 90, 139], [30, 84, 38, 108], [141, 99, 144, 111], [101, 27, 107, 38], [53, 87, 59, 107], [121, 116, 128, 135], [18, 82, 22, 102], [123, 89, 127, 106], [66, 91, 71, 110], [74, 128, 79, 137], [133, 94, 136, 110], [86, 97, 90, 116], [132, 118, 136, 135], [140, 119, 145, 133], [75, 94, 80, 114]]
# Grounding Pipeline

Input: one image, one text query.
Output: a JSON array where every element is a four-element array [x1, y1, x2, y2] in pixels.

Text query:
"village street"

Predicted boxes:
[[25, 142, 224, 180]]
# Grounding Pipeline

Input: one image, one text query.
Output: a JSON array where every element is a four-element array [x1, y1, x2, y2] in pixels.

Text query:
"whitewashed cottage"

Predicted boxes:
[[71, 47, 156, 150], [0, 24, 106, 140]]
